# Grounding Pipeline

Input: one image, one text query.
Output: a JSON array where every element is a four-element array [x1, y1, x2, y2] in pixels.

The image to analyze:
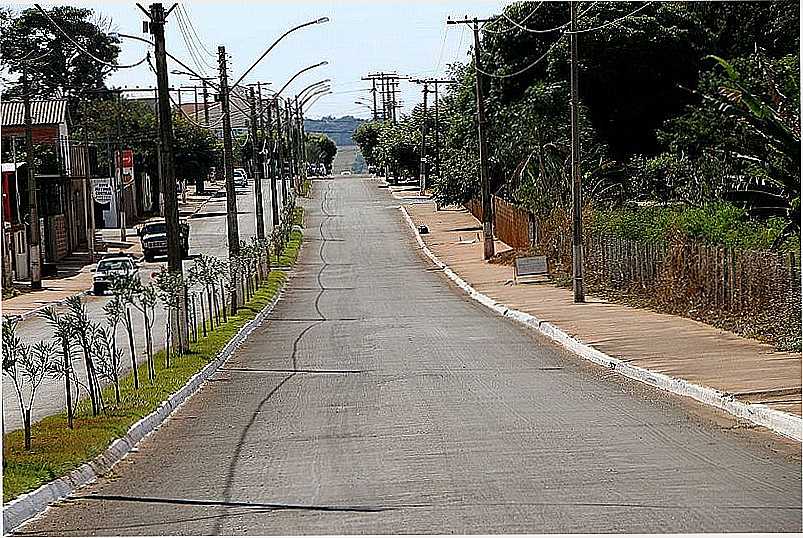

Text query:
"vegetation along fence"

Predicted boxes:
[[465, 197, 801, 344]]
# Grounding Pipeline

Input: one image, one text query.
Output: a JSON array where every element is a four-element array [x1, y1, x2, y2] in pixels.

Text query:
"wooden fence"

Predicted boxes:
[[464, 197, 801, 322]]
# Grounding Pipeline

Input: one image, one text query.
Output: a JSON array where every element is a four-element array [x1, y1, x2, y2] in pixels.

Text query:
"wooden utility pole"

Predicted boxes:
[[448, 17, 494, 259], [22, 66, 42, 289], [249, 87, 265, 240], [143, 1, 188, 349], [267, 101, 279, 227], [569, 2, 585, 302], [218, 45, 241, 311], [420, 82, 429, 194], [284, 100, 293, 195], [275, 98, 287, 211], [82, 131, 96, 263], [371, 78, 378, 120]]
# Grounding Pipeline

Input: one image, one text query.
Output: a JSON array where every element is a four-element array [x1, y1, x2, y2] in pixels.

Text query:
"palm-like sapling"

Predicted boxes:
[[2, 318, 56, 450]]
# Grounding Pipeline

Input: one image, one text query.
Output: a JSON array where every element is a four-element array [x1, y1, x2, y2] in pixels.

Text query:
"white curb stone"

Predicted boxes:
[[400, 205, 803, 442], [3, 270, 294, 532]]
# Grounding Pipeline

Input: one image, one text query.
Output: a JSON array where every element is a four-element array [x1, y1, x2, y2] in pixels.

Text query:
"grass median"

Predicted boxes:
[[2, 211, 304, 503]]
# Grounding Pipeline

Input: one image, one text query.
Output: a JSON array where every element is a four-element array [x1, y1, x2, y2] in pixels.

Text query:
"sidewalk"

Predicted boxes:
[[1, 182, 223, 319], [398, 189, 802, 425]]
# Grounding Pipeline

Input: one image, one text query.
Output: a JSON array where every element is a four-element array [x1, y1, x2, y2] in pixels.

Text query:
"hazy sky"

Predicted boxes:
[[23, 0, 510, 119]]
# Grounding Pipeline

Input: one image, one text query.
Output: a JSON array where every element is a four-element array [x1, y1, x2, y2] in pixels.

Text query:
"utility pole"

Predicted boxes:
[[268, 100, 280, 227], [448, 17, 494, 259], [201, 80, 210, 125], [22, 66, 42, 290], [275, 98, 287, 211], [284, 100, 293, 195], [115, 91, 126, 241], [371, 78, 378, 120], [419, 82, 429, 194], [83, 131, 96, 263], [569, 2, 585, 302], [218, 45, 241, 312], [143, 1, 188, 349], [249, 86, 265, 240]]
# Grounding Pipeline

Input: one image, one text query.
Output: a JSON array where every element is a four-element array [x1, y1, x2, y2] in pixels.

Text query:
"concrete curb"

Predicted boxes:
[[2, 268, 295, 533], [400, 206, 803, 442]]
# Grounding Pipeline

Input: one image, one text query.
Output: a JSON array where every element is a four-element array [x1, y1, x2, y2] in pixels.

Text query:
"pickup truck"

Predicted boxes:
[[136, 219, 190, 262]]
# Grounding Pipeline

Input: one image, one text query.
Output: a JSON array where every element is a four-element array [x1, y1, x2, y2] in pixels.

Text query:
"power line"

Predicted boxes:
[[32, 4, 149, 69], [179, 4, 216, 58], [567, 2, 654, 34], [481, 1, 545, 34], [474, 32, 565, 79]]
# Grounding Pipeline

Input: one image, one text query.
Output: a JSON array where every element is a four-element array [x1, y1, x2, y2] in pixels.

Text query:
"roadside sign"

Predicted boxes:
[[91, 178, 113, 204]]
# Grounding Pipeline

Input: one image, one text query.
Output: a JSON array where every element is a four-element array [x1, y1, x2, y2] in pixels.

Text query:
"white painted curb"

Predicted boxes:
[[3, 268, 296, 532], [400, 205, 803, 442]]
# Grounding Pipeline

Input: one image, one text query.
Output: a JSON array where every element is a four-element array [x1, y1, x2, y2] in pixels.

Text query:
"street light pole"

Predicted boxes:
[[249, 87, 266, 240]]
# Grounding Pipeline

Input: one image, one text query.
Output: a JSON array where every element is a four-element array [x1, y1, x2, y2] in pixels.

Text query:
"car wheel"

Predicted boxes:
[[144, 252, 154, 263], [93, 284, 103, 296]]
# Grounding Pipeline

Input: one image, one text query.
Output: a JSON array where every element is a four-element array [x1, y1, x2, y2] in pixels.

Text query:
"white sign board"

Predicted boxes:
[[91, 178, 113, 204]]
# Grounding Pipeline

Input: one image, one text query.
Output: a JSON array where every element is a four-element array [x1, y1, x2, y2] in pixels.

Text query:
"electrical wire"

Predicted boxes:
[[146, 55, 224, 128], [481, 1, 545, 34], [433, 26, 449, 74], [475, 32, 565, 78], [33, 4, 149, 69], [566, 2, 654, 33], [174, 7, 213, 75], [179, 4, 216, 58]]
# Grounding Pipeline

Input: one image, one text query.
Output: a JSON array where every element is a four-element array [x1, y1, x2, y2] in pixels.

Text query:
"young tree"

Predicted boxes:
[[133, 283, 158, 381], [109, 274, 142, 389], [92, 323, 122, 404], [154, 268, 185, 366], [65, 296, 101, 415], [40, 306, 78, 429], [3, 318, 56, 450]]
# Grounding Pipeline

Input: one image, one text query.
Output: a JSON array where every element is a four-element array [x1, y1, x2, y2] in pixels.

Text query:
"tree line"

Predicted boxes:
[[355, 1, 799, 250]]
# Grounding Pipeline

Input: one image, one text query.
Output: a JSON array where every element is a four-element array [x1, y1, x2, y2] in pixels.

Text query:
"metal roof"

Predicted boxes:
[[1, 99, 68, 127]]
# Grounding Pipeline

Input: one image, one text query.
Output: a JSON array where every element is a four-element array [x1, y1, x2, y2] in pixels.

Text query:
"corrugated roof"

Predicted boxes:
[[1, 99, 68, 127]]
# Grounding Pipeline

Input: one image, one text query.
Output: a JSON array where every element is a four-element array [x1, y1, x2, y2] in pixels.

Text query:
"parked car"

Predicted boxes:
[[136, 219, 190, 262], [340, 170, 352, 176], [234, 168, 248, 187], [93, 256, 138, 295]]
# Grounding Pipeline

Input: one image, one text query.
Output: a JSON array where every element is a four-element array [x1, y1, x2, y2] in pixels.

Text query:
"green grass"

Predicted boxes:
[[3, 213, 304, 503]]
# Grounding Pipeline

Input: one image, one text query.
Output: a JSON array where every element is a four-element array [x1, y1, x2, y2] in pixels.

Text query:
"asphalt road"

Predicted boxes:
[[2, 178, 285, 432], [14, 176, 802, 534]]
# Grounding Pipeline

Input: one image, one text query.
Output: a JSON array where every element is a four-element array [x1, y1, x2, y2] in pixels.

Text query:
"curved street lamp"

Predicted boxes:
[[304, 90, 331, 113], [297, 78, 331, 102], [275, 61, 329, 98], [231, 17, 329, 92]]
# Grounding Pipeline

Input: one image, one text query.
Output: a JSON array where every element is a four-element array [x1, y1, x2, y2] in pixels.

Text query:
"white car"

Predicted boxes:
[[93, 256, 139, 295], [340, 170, 352, 176], [233, 168, 248, 187]]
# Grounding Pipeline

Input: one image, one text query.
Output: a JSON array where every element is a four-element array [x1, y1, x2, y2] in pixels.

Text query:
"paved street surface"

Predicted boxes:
[[16, 176, 801, 534], [2, 180, 284, 432]]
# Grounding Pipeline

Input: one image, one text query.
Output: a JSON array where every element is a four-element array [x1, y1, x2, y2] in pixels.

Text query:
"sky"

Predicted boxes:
[[23, 0, 510, 119]]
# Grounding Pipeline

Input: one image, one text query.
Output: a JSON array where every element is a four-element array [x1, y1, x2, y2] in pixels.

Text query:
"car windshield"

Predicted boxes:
[[98, 259, 132, 272], [142, 222, 167, 235]]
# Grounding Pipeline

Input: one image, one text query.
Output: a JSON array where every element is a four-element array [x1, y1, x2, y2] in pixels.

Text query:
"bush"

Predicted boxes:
[[589, 202, 798, 252]]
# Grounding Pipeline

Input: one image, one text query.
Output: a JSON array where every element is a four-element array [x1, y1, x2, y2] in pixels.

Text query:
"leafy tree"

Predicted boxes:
[[173, 112, 221, 191], [0, 6, 121, 119], [353, 121, 384, 167], [304, 133, 337, 174]]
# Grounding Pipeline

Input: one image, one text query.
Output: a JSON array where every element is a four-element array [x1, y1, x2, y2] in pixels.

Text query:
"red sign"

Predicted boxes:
[[121, 149, 134, 168]]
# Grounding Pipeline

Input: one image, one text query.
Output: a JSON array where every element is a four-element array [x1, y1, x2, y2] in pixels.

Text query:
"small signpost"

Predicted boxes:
[[514, 255, 549, 284]]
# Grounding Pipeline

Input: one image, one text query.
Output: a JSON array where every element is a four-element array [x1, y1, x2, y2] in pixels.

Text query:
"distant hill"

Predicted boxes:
[[304, 115, 365, 146]]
